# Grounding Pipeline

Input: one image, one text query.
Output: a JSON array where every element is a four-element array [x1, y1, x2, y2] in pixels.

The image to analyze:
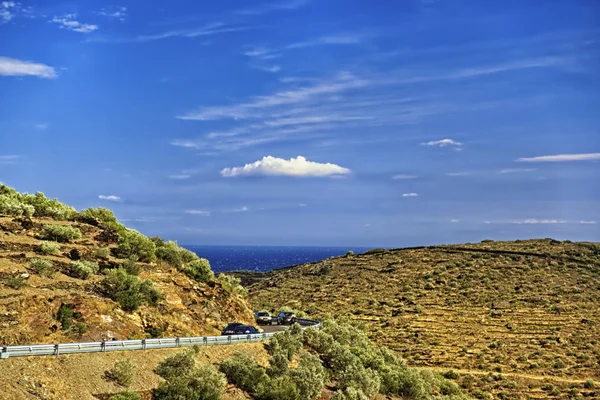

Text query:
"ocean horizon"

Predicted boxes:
[[184, 245, 373, 273]]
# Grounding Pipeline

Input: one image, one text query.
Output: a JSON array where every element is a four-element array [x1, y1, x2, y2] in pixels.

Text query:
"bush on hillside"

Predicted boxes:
[[3, 275, 26, 289], [220, 353, 270, 393], [115, 229, 156, 263], [67, 260, 99, 279], [155, 240, 198, 268], [80, 207, 118, 225], [109, 392, 140, 400], [56, 304, 74, 330], [153, 364, 227, 400], [38, 242, 61, 255], [101, 268, 162, 311], [0, 194, 35, 217], [122, 258, 141, 276], [40, 224, 82, 242], [217, 273, 247, 296], [155, 350, 198, 380], [105, 360, 136, 387], [288, 351, 327, 400], [95, 247, 110, 259], [184, 258, 213, 283], [29, 258, 54, 277], [21, 192, 77, 220]]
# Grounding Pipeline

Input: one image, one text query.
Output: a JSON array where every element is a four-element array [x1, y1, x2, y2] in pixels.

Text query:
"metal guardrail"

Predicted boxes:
[[0, 319, 322, 359]]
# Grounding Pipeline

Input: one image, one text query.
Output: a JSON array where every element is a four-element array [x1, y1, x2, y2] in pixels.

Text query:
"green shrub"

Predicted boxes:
[[155, 241, 198, 268], [68, 260, 99, 279], [0, 194, 35, 217], [184, 258, 213, 283], [109, 392, 140, 400], [155, 350, 197, 380], [443, 369, 459, 380], [122, 259, 141, 276], [256, 375, 300, 400], [38, 242, 61, 255], [102, 268, 162, 311], [29, 258, 54, 277], [80, 207, 118, 225], [115, 229, 156, 262], [363, 248, 386, 255], [267, 328, 303, 361], [217, 273, 247, 296], [220, 352, 270, 393], [40, 224, 82, 242], [105, 360, 136, 387], [154, 364, 227, 400], [3, 275, 26, 289], [289, 351, 326, 400], [95, 247, 110, 259], [56, 304, 74, 330], [584, 379, 596, 389], [21, 192, 76, 220]]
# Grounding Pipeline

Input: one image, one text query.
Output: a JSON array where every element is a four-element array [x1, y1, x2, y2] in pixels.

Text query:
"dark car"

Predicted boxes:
[[221, 323, 245, 335], [223, 325, 261, 335], [277, 312, 297, 325]]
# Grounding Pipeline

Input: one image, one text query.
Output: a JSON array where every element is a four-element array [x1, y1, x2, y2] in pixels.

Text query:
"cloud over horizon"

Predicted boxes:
[[221, 155, 352, 177], [98, 195, 121, 201], [0, 57, 57, 78], [517, 153, 600, 162]]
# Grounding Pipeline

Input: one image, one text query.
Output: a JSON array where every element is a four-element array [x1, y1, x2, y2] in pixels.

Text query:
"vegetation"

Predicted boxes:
[[217, 273, 247, 297], [154, 349, 227, 400], [115, 229, 156, 263], [28, 258, 54, 277], [109, 392, 141, 400], [155, 240, 198, 268], [56, 304, 74, 330], [105, 360, 136, 387], [184, 258, 214, 283], [38, 242, 61, 255], [68, 260, 99, 280], [95, 246, 110, 259], [40, 224, 82, 242], [0, 185, 76, 220], [3, 275, 26, 289], [101, 268, 162, 311]]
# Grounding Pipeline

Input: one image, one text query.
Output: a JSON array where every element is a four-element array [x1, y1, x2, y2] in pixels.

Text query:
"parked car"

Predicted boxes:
[[221, 323, 245, 335], [277, 311, 297, 325], [223, 325, 261, 335], [255, 311, 273, 325]]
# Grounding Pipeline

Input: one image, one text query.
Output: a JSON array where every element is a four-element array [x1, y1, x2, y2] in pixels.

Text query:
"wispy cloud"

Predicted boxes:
[[254, 65, 281, 73], [34, 123, 49, 130], [51, 14, 98, 33], [392, 174, 418, 180], [230, 206, 249, 212], [221, 155, 351, 177], [98, 195, 120, 202], [450, 219, 459, 223], [0, 57, 57, 78], [516, 153, 600, 162], [136, 22, 249, 42], [185, 209, 211, 216], [421, 138, 463, 147], [580, 220, 597, 225], [402, 193, 419, 197], [499, 168, 537, 173], [169, 174, 192, 180], [0, 1, 18, 23], [446, 172, 472, 177], [235, 0, 309, 15], [286, 33, 366, 49], [0, 155, 20, 164], [514, 219, 567, 224], [98, 6, 127, 21]]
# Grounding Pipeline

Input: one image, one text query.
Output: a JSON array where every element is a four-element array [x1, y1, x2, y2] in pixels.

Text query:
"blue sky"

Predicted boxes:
[[1, 0, 599, 247]]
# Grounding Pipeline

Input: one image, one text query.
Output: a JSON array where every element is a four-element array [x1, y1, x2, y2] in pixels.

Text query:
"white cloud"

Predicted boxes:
[[98, 195, 120, 202], [298, 203, 307, 207], [51, 14, 98, 33], [136, 22, 248, 42], [0, 1, 18, 23], [185, 210, 211, 216], [516, 153, 600, 162], [231, 206, 249, 212], [255, 65, 281, 73], [514, 219, 566, 224], [392, 174, 418, 180], [446, 172, 472, 176], [0, 154, 20, 164], [402, 193, 418, 197], [0, 57, 57, 78], [450, 219, 459, 223], [169, 174, 192, 180], [221, 155, 351, 178], [34, 123, 49, 130], [580, 220, 597, 225], [421, 138, 463, 147], [499, 168, 536, 173], [286, 33, 366, 49], [98, 6, 127, 21]]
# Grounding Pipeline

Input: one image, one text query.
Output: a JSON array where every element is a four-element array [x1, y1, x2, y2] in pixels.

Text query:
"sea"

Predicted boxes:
[[184, 245, 372, 273]]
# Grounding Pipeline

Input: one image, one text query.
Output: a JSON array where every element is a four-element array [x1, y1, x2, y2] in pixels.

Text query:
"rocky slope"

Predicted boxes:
[[0, 214, 253, 345]]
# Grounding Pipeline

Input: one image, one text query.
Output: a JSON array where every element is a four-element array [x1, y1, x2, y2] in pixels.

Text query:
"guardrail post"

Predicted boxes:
[[203, 337, 207, 346], [176, 337, 180, 348], [101, 341, 106, 352], [142, 339, 146, 350], [228, 336, 232, 344], [54, 344, 59, 357]]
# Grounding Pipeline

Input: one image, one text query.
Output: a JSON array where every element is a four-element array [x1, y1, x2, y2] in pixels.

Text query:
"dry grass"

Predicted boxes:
[[242, 239, 600, 399]]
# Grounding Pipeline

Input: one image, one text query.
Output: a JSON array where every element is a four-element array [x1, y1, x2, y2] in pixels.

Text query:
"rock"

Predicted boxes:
[[20, 273, 30, 279]]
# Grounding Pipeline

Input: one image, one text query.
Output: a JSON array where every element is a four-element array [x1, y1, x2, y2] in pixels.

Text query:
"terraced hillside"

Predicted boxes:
[[244, 240, 600, 399]]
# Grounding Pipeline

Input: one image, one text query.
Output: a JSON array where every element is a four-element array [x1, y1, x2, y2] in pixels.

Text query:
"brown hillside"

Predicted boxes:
[[0, 215, 254, 345], [242, 239, 600, 399]]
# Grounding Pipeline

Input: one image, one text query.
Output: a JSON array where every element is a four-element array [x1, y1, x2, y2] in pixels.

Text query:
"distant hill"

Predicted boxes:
[[0, 184, 253, 345], [240, 239, 600, 399]]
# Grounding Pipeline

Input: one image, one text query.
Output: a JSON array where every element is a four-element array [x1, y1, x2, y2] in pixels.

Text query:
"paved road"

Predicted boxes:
[[259, 324, 289, 333]]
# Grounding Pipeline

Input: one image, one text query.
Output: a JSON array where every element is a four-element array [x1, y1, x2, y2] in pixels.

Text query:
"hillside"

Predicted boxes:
[[242, 240, 600, 399], [0, 184, 253, 345]]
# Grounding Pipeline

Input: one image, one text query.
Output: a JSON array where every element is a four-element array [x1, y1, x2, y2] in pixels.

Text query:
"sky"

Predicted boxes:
[[1, 0, 599, 247]]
